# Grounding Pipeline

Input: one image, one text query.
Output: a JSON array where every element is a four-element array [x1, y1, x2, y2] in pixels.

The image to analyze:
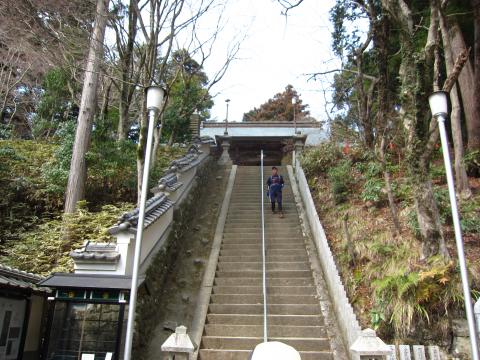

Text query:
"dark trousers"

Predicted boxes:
[[270, 190, 283, 212]]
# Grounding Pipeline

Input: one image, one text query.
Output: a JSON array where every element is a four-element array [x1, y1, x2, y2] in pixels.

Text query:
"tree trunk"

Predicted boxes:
[[117, 0, 138, 141], [99, 79, 111, 123], [136, 103, 147, 205], [168, 131, 175, 146], [413, 174, 449, 259], [151, 112, 165, 167], [64, 0, 109, 214], [380, 137, 402, 235], [439, 12, 471, 196], [447, 19, 480, 152], [118, 98, 129, 140], [374, 12, 401, 235], [385, 0, 449, 260], [472, 0, 480, 152]]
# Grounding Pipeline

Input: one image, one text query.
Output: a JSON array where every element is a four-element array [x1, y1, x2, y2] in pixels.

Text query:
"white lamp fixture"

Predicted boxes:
[[146, 86, 165, 111], [428, 91, 448, 118], [428, 90, 480, 360]]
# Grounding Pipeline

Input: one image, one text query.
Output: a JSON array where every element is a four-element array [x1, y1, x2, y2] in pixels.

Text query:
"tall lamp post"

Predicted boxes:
[[224, 99, 230, 135], [292, 97, 297, 135], [124, 85, 165, 360], [429, 91, 479, 360]]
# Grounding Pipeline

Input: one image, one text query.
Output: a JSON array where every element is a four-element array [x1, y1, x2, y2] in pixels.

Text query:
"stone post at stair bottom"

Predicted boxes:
[[350, 328, 392, 360], [161, 325, 196, 360], [218, 135, 232, 166]]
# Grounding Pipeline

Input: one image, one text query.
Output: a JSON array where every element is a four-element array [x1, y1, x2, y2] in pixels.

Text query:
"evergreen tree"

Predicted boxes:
[[243, 85, 310, 122]]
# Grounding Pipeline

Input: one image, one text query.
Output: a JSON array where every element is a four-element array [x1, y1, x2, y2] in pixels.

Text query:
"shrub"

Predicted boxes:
[[463, 149, 480, 176], [394, 180, 412, 203], [327, 159, 353, 204], [301, 142, 342, 176], [459, 197, 480, 234], [372, 258, 463, 338], [0, 141, 58, 243], [356, 161, 385, 204], [361, 178, 384, 203], [0, 201, 132, 275], [407, 207, 421, 237], [433, 187, 450, 225]]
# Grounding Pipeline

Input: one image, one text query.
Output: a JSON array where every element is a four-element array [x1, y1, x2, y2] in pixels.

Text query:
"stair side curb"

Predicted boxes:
[[191, 165, 238, 359]]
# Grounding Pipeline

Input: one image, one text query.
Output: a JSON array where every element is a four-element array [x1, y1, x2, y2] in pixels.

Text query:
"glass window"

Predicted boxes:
[[47, 302, 125, 360]]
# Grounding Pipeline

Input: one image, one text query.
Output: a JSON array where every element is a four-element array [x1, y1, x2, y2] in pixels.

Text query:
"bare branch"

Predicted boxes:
[[277, 0, 304, 15], [305, 69, 378, 82]]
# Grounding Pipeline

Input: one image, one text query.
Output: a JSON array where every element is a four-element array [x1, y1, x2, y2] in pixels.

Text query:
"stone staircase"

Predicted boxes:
[[198, 166, 334, 360]]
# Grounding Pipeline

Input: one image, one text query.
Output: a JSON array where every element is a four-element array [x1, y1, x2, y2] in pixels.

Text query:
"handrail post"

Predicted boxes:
[[261, 150, 268, 343]]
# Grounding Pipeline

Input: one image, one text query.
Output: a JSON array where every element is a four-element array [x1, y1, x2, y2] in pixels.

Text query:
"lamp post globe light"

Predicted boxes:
[[124, 85, 165, 360], [428, 90, 479, 360], [224, 98, 230, 135]]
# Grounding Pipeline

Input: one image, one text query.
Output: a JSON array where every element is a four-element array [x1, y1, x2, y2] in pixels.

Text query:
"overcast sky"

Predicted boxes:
[[199, 0, 340, 123]]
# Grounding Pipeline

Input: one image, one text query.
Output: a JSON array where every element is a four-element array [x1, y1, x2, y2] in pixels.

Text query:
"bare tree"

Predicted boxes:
[[0, 0, 93, 136], [110, 0, 140, 141], [64, 0, 109, 214], [130, 0, 242, 203]]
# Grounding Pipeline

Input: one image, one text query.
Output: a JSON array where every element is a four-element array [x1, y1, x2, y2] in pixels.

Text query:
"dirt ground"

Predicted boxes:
[[145, 165, 229, 358]]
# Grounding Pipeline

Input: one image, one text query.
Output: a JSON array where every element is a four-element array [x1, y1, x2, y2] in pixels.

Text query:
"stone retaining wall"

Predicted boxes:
[[133, 157, 217, 359]]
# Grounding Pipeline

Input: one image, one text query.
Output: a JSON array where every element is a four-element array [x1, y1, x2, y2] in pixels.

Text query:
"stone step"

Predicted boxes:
[[210, 294, 318, 305], [222, 231, 302, 238], [229, 196, 295, 201], [216, 270, 312, 278], [206, 314, 324, 326], [225, 218, 299, 224], [229, 205, 295, 209], [223, 235, 305, 246], [226, 220, 299, 225], [198, 349, 333, 360], [204, 324, 327, 338], [221, 242, 303, 248], [224, 226, 300, 232], [221, 238, 302, 245], [221, 243, 305, 251], [225, 219, 299, 226], [226, 211, 297, 216], [223, 230, 301, 237], [217, 262, 310, 272], [214, 277, 314, 287], [208, 303, 321, 316], [201, 336, 330, 352], [212, 285, 316, 295], [219, 248, 307, 257], [224, 224, 300, 230], [219, 254, 309, 263]]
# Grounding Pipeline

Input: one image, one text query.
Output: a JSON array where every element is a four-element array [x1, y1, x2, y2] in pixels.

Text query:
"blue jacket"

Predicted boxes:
[[267, 174, 284, 193]]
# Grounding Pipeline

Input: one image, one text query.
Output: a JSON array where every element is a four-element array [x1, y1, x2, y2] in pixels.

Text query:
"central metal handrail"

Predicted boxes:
[[260, 150, 268, 342]]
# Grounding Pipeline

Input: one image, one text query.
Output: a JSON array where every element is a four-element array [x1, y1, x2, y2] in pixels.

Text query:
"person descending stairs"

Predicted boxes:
[[198, 166, 335, 360]]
